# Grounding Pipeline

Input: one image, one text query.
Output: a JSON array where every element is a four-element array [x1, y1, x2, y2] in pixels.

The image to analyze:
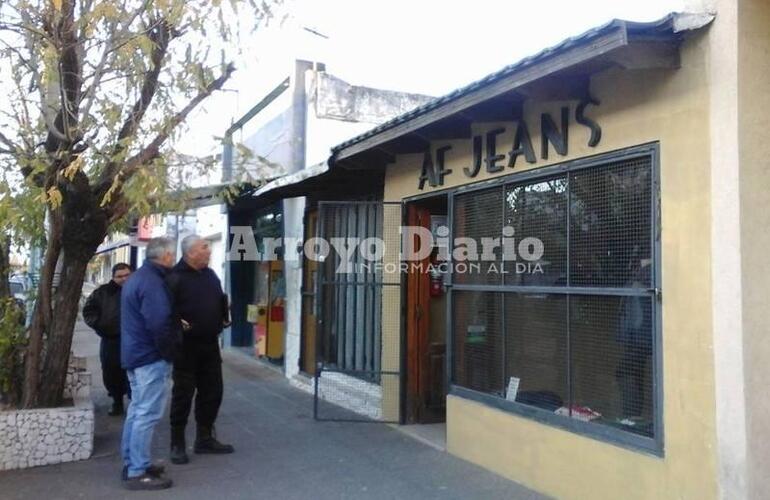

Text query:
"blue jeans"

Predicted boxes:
[[121, 359, 171, 478]]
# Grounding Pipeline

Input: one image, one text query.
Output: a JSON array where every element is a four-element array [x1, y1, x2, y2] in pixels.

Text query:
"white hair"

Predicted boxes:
[[146, 237, 175, 261], [181, 234, 203, 257]]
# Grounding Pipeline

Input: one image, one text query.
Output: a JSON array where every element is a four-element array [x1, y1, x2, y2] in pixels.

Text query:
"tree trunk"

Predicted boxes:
[[37, 251, 91, 407], [21, 221, 61, 408], [23, 172, 110, 408]]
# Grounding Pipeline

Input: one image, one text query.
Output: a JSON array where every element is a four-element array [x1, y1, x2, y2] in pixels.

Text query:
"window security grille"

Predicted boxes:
[[453, 187, 504, 285], [451, 152, 657, 443], [314, 202, 402, 423], [318, 203, 386, 374]]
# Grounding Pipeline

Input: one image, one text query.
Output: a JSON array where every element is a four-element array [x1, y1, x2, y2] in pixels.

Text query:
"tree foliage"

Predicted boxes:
[[0, 0, 280, 408]]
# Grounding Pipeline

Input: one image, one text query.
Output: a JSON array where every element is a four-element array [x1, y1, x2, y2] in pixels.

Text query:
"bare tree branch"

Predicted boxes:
[[79, 2, 151, 120], [76, 0, 95, 41], [17, 8, 68, 143], [49, 0, 83, 146], [96, 17, 171, 188], [0, 130, 17, 152], [104, 62, 236, 216], [125, 62, 235, 171], [0, 21, 53, 41]]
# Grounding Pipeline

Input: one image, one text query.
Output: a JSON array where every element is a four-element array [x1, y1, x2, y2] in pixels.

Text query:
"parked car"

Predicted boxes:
[[8, 275, 31, 325]]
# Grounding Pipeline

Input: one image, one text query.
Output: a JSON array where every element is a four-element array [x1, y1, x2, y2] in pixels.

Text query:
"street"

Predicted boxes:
[[0, 323, 545, 500]]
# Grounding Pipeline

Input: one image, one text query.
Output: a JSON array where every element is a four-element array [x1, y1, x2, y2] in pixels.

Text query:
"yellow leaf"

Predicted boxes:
[[47, 187, 63, 208], [51, 0, 62, 10], [138, 35, 155, 56], [62, 156, 83, 181]]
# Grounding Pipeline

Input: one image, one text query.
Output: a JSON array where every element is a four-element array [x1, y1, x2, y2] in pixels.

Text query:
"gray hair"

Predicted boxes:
[[181, 234, 203, 257], [146, 237, 176, 262]]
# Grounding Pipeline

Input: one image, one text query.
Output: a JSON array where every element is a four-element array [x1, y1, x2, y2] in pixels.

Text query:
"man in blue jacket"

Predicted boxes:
[[120, 237, 179, 491]]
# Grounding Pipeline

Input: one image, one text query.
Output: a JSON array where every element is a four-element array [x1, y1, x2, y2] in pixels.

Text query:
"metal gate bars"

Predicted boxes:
[[313, 201, 402, 423]]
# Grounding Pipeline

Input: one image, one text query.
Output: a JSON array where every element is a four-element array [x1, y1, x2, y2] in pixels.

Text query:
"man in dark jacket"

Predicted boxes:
[[83, 263, 132, 416], [120, 237, 178, 491], [167, 234, 233, 465]]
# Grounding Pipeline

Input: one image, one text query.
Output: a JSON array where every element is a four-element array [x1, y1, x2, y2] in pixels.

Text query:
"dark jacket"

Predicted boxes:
[[83, 281, 122, 338], [166, 259, 227, 344], [121, 260, 180, 369]]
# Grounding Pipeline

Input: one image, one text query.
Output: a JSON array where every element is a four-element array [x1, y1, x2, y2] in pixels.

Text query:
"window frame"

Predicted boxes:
[[445, 142, 663, 456]]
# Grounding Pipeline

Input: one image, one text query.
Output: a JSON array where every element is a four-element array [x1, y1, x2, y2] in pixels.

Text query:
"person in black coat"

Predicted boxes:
[[83, 263, 133, 416], [167, 235, 233, 465]]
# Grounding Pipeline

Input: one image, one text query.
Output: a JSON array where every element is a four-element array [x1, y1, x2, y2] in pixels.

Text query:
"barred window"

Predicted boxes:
[[451, 149, 658, 449]]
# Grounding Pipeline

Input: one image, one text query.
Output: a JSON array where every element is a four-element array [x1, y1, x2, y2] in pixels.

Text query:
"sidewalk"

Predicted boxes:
[[0, 324, 546, 500]]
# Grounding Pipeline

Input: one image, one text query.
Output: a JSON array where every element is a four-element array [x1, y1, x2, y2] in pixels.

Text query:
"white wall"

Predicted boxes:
[[282, 196, 305, 378]]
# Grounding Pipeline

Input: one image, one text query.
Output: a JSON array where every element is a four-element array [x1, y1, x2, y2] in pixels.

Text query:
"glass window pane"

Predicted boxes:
[[569, 158, 652, 288], [453, 187, 503, 285], [504, 293, 568, 412], [570, 294, 654, 438], [453, 290, 504, 396], [504, 177, 568, 287]]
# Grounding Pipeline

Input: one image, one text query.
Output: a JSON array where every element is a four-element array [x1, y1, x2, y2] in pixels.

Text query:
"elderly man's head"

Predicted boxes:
[[181, 235, 211, 270], [146, 237, 177, 269]]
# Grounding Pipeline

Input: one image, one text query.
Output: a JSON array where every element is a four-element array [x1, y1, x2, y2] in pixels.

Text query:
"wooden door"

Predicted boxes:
[[406, 204, 446, 423]]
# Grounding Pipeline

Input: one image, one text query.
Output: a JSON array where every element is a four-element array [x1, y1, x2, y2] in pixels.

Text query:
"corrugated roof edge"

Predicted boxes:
[[330, 12, 715, 156]]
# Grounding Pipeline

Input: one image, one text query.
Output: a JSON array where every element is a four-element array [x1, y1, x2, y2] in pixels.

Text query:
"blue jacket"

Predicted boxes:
[[121, 260, 179, 369]]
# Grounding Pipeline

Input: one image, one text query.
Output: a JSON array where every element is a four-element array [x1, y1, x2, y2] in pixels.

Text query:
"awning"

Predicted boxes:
[[95, 239, 130, 255], [228, 12, 715, 211], [330, 12, 715, 165], [230, 161, 385, 211]]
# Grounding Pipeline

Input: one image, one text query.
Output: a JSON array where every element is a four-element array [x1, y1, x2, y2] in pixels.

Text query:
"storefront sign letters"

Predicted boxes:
[[418, 98, 601, 190]]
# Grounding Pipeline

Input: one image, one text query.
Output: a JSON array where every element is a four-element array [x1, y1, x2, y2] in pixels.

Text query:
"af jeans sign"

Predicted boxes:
[[418, 98, 601, 190]]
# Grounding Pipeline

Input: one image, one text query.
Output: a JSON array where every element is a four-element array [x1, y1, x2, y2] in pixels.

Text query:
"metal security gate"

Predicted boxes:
[[313, 201, 402, 422]]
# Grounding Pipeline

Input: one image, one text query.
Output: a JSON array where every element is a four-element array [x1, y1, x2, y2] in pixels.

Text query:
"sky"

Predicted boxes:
[[178, 0, 686, 161]]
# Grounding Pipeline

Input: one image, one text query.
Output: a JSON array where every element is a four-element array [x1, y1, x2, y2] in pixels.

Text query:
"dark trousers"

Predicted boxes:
[[100, 338, 130, 400], [169, 341, 223, 431]]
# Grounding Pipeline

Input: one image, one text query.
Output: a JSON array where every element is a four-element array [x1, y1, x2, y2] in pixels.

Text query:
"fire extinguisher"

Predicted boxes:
[[429, 264, 443, 297]]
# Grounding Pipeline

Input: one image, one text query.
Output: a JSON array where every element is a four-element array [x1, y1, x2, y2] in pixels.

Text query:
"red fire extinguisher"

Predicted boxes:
[[429, 264, 443, 297]]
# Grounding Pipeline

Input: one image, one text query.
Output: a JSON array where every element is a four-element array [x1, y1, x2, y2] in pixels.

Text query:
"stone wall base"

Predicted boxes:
[[0, 355, 94, 471], [291, 372, 382, 420]]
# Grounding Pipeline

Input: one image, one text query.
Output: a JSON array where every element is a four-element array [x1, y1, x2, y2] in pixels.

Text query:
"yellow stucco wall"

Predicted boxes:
[[381, 206, 403, 421], [738, 0, 770, 497], [383, 32, 718, 500]]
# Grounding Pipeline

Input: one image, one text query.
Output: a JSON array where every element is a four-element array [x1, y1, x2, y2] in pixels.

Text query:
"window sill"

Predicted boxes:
[[448, 385, 664, 458]]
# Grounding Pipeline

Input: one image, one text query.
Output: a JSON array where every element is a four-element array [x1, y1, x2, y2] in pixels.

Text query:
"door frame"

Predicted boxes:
[[402, 191, 450, 424], [299, 209, 319, 375]]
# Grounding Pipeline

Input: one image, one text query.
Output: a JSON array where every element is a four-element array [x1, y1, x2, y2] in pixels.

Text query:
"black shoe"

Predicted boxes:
[[170, 444, 189, 464], [170, 425, 189, 464], [194, 428, 235, 454], [194, 437, 235, 454], [147, 463, 165, 476], [108, 400, 124, 416], [122, 464, 166, 481], [194, 424, 234, 454], [123, 473, 172, 491]]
